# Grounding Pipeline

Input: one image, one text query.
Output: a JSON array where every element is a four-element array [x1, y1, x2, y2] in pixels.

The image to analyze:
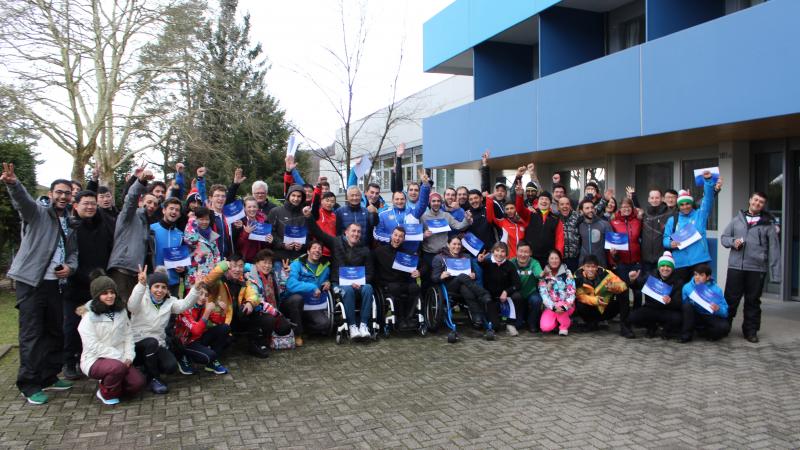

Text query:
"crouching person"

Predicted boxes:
[[129, 266, 198, 394], [478, 242, 523, 337], [627, 251, 683, 339], [538, 250, 576, 336], [246, 249, 298, 346], [574, 255, 628, 331], [78, 271, 145, 405], [680, 264, 730, 343], [175, 282, 231, 375]]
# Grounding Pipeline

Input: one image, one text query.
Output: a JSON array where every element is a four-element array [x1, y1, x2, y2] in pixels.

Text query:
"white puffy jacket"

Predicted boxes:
[[128, 282, 197, 347], [77, 302, 134, 376]]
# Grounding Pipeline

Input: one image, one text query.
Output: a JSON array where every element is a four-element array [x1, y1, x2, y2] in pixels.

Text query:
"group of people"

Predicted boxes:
[[1, 143, 780, 406]]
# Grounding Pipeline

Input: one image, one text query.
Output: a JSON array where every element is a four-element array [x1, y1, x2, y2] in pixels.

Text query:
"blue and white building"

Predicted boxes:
[[423, 0, 799, 300]]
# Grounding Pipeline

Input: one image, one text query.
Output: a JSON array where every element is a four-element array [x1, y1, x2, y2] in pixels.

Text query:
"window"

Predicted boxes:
[[619, 15, 645, 50], [681, 158, 719, 231], [635, 162, 674, 198], [585, 167, 606, 197], [434, 168, 455, 194]]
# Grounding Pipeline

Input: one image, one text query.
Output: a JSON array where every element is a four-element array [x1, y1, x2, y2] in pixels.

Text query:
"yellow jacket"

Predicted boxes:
[[203, 262, 259, 324], [575, 266, 627, 313]]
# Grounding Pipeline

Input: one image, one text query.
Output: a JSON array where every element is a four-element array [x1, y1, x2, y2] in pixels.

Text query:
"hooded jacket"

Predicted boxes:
[[150, 219, 184, 286], [6, 180, 78, 288], [574, 266, 627, 313], [267, 184, 309, 260], [485, 194, 529, 259], [175, 302, 227, 346], [479, 255, 521, 299], [285, 254, 331, 296], [373, 182, 431, 244], [721, 209, 781, 280], [77, 301, 134, 376], [108, 180, 152, 274], [69, 210, 115, 292], [430, 248, 480, 284], [578, 216, 613, 267], [234, 211, 269, 263], [682, 277, 727, 318], [556, 209, 582, 260], [421, 207, 470, 254], [641, 202, 673, 264], [609, 211, 642, 265], [127, 281, 198, 346], [307, 216, 373, 285], [538, 264, 576, 311], [466, 202, 497, 250], [630, 269, 683, 311], [663, 180, 716, 269], [311, 186, 337, 257]]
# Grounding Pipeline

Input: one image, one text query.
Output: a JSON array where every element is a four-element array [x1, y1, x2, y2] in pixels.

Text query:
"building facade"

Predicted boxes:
[[319, 76, 480, 198], [423, 0, 799, 300]]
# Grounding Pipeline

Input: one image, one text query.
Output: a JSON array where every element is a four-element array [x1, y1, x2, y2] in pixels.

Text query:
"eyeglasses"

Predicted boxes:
[[52, 190, 72, 196]]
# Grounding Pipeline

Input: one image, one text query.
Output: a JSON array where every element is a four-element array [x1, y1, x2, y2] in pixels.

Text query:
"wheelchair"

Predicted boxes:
[[301, 290, 337, 337], [374, 285, 426, 337], [331, 285, 382, 344], [422, 283, 477, 343]]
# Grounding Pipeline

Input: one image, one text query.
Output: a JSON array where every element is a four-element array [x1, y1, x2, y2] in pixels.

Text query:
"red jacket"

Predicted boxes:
[[486, 194, 530, 259], [312, 186, 337, 257], [609, 212, 642, 265], [236, 211, 269, 262], [175, 304, 226, 345]]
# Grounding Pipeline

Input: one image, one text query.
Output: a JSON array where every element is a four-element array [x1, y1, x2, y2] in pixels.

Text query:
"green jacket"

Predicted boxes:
[[511, 257, 543, 298]]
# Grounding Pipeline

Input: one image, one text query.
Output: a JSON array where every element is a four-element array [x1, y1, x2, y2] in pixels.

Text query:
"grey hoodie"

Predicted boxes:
[[421, 208, 470, 254], [721, 210, 781, 281], [5, 181, 78, 289], [578, 216, 612, 267], [107, 180, 151, 274]]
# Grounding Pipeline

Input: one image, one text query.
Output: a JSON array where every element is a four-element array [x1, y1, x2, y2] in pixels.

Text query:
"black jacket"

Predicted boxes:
[[267, 185, 308, 260], [69, 210, 116, 291], [308, 216, 373, 285], [466, 203, 496, 250], [630, 269, 683, 311], [373, 244, 423, 286], [479, 258, 521, 299]]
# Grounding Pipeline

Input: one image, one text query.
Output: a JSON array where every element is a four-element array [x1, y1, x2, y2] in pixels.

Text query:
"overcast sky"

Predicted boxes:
[[35, 0, 454, 183]]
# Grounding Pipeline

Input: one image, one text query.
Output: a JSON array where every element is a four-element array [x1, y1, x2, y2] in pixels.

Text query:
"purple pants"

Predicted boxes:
[[88, 358, 146, 400]]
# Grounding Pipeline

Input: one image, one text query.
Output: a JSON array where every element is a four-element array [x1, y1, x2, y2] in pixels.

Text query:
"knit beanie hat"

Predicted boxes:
[[526, 181, 539, 191], [429, 192, 442, 202], [677, 190, 694, 206], [658, 251, 675, 268], [90, 273, 118, 300], [148, 266, 170, 287]]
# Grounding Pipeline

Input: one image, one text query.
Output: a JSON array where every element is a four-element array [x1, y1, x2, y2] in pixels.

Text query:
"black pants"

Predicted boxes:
[[575, 300, 620, 325], [563, 257, 579, 274], [109, 269, 138, 303], [724, 268, 766, 337], [629, 306, 682, 333], [674, 262, 709, 286], [497, 291, 525, 328], [615, 262, 642, 324], [385, 281, 422, 321], [681, 302, 731, 340], [183, 324, 232, 365], [234, 311, 292, 342], [445, 274, 491, 328], [64, 285, 89, 367], [133, 337, 177, 380], [278, 295, 304, 335], [16, 280, 65, 396]]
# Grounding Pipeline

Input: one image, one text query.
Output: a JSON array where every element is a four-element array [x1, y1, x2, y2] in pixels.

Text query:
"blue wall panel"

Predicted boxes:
[[539, 6, 605, 77], [424, 0, 560, 72], [423, 103, 475, 169], [474, 41, 535, 99], [642, 0, 800, 135], [538, 46, 641, 150], [467, 82, 538, 159], [647, 0, 724, 41]]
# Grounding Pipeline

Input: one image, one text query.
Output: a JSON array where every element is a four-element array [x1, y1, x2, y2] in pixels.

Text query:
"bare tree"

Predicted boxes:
[[0, 0, 202, 189]]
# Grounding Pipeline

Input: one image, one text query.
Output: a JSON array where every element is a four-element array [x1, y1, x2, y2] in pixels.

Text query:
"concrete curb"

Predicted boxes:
[[0, 344, 15, 360]]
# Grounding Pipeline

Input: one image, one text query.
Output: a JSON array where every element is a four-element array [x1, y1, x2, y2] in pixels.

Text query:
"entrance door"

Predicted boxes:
[[753, 151, 783, 295]]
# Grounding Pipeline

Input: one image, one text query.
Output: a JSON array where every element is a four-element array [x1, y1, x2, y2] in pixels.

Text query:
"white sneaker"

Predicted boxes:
[[358, 323, 370, 339], [559, 329, 569, 336], [506, 324, 519, 336], [349, 325, 360, 339]]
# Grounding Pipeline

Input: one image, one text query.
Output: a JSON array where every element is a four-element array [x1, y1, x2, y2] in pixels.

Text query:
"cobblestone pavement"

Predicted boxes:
[[1, 321, 799, 449]]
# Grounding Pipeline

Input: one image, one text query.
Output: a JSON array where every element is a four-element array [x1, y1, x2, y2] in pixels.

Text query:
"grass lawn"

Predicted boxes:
[[0, 289, 18, 345]]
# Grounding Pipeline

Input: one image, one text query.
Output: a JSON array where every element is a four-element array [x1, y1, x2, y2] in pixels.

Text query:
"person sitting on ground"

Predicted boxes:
[[246, 249, 301, 346], [284, 242, 331, 340], [129, 265, 199, 394], [512, 241, 544, 333], [680, 263, 730, 343], [174, 282, 231, 376], [574, 255, 628, 331], [203, 255, 284, 358], [305, 207, 375, 341], [478, 242, 523, 337], [373, 227, 424, 328], [431, 236, 494, 341], [77, 271, 145, 405], [627, 251, 683, 339], [184, 206, 221, 290], [538, 250, 576, 336]]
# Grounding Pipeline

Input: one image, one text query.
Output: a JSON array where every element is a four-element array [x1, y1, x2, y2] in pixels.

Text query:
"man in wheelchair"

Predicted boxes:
[[374, 226, 424, 330]]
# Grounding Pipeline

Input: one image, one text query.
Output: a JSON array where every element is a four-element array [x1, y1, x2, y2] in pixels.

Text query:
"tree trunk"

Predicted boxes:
[[70, 147, 94, 183]]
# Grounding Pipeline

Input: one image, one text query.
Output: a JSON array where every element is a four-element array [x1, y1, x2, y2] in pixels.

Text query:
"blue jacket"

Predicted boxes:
[[150, 222, 185, 286], [286, 256, 330, 296], [663, 179, 716, 268], [334, 203, 378, 245], [682, 278, 727, 318], [346, 167, 389, 211], [374, 182, 431, 250]]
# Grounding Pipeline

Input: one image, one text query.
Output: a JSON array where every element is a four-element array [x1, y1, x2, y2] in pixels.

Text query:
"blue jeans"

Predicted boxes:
[[339, 284, 374, 326], [527, 293, 543, 330]]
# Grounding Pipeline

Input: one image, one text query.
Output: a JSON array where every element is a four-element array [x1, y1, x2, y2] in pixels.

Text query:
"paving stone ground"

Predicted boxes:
[[1, 302, 800, 449]]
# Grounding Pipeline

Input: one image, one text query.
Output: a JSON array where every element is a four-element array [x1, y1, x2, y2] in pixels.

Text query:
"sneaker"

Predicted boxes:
[[506, 324, 519, 336], [43, 379, 73, 391], [349, 324, 361, 340], [249, 341, 271, 358], [62, 363, 81, 380], [358, 323, 370, 339], [745, 334, 759, 343], [177, 356, 194, 375], [484, 329, 496, 341], [295, 336, 304, 347], [559, 329, 569, 336], [204, 360, 228, 375], [96, 389, 120, 405], [678, 335, 692, 343], [150, 378, 168, 395], [23, 391, 49, 405], [620, 325, 635, 339], [645, 327, 658, 339]]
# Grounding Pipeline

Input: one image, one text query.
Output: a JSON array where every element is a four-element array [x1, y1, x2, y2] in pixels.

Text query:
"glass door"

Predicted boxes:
[[753, 151, 783, 295]]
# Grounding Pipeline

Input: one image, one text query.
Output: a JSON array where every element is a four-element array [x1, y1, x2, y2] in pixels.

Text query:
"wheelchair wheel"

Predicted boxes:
[[325, 291, 336, 336], [423, 286, 445, 333]]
